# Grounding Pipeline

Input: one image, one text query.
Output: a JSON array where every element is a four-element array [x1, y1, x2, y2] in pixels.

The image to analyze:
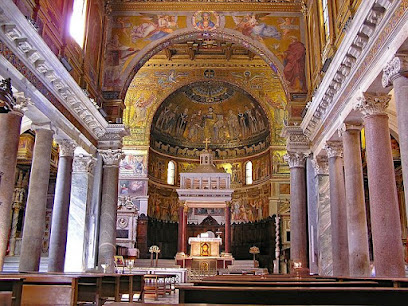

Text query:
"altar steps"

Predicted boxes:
[[3, 256, 49, 272]]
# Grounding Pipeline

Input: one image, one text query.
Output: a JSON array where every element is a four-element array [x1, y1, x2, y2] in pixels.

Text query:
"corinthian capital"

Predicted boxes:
[[311, 156, 329, 175], [99, 149, 125, 167], [355, 92, 391, 117], [325, 141, 343, 158], [57, 139, 76, 157], [13, 92, 33, 115], [73, 154, 95, 173], [382, 55, 408, 87], [284, 152, 308, 169]]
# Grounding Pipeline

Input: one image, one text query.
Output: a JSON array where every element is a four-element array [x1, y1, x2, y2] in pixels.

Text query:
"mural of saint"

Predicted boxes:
[[283, 37, 307, 92], [193, 11, 219, 31]]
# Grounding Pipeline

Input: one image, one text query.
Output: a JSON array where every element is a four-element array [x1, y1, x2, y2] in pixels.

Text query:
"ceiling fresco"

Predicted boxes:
[[102, 8, 306, 95], [150, 81, 270, 150]]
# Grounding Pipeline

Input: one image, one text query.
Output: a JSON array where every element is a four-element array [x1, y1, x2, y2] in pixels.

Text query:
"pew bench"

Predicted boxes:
[[0, 278, 23, 306], [177, 285, 408, 305]]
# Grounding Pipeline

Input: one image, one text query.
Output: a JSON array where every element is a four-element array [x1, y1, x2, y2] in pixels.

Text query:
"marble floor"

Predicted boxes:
[[105, 289, 180, 305]]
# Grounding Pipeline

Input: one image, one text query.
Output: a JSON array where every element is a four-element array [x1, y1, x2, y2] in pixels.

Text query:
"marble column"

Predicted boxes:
[[325, 141, 349, 277], [312, 156, 333, 276], [284, 152, 309, 272], [65, 153, 95, 272], [0, 94, 29, 270], [306, 156, 319, 275], [97, 149, 124, 273], [224, 203, 231, 254], [84, 153, 103, 271], [341, 123, 370, 277], [383, 56, 408, 227], [181, 204, 188, 254], [19, 124, 54, 272], [356, 92, 405, 277], [48, 139, 76, 272]]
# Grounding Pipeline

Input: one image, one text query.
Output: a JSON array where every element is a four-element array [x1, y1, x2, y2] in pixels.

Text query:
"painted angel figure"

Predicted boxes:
[[277, 17, 299, 37], [131, 14, 178, 42], [232, 13, 281, 41]]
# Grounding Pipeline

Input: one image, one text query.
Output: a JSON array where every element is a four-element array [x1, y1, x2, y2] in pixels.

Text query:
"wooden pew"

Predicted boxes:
[[178, 285, 408, 305], [0, 278, 23, 306], [195, 280, 381, 287], [0, 291, 13, 306]]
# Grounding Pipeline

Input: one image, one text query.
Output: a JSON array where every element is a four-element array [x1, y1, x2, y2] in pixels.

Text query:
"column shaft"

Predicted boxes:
[[48, 148, 75, 272], [0, 112, 22, 270], [19, 127, 54, 272], [225, 205, 231, 254], [181, 207, 187, 254], [178, 206, 184, 253], [364, 113, 405, 277], [289, 166, 308, 269], [98, 164, 120, 273], [327, 148, 349, 277], [342, 126, 370, 277]]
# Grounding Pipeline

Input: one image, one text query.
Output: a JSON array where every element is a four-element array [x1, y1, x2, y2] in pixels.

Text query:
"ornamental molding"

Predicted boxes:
[[281, 125, 310, 153], [73, 154, 96, 173], [56, 139, 77, 157], [98, 124, 129, 149], [382, 54, 408, 87], [99, 149, 125, 166], [0, 2, 107, 139], [324, 141, 343, 158], [311, 155, 329, 175], [302, 0, 394, 140], [283, 152, 308, 169], [355, 92, 391, 117]]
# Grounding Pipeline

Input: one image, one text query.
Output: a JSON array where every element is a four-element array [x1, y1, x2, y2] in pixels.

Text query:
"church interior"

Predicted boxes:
[[1, 0, 408, 304]]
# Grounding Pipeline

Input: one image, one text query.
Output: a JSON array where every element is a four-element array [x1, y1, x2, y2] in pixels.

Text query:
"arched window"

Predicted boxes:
[[321, 0, 330, 41], [70, 0, 88, 47], [167, 161, 176, 185], [245, 161, 253, 185]]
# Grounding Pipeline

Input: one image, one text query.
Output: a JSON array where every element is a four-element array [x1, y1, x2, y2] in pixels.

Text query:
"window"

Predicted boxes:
[[167, 161, 176, 185], [245, 161, 253, 185], [321, 0, 330, 41], [70, 0, 88, 47]]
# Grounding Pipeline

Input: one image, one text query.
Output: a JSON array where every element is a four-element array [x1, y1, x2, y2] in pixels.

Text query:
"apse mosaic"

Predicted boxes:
[[103, 10, 305, 93], [150, 81, 270, 150]]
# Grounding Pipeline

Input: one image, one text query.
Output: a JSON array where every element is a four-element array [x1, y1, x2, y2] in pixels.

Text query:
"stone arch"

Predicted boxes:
[[119, 28, 289, 100]]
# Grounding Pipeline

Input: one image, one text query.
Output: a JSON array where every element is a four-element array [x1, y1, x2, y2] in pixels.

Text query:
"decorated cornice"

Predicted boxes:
[[99, 149, 125, 167], [73, 154, 96, 173], [301, 0, 394, 140], [98, 124, 129, 149], [355, 92, 391, 117], [311, 155, 328, 175], [109, 1, 304, 12], [283, 152, 308, 169], [280, 125, 310, 153], [382, 54, 408, 87], [57, 139, 77, 157], [0, 2, 107, 140], [324, 141, 343, 159]]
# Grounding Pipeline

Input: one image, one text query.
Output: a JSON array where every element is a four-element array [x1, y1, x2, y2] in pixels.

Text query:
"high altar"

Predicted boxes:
[[176, 146, 234, 269]]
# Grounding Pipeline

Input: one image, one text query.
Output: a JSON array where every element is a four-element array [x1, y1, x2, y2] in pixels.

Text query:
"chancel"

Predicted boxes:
[[1, 0, 408, 305]]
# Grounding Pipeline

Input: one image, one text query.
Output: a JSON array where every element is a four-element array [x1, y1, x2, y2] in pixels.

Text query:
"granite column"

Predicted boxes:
[[325, 141, 349, 277], [19, 124, 54, 272], [357, 93, 405, 277], [383, 56, 408, 227], [284, 152, 309, 272], [97, 149, 124, 273], [341, 123, 370, 277], [0, 95, 28, 270], [178, 205, 184, 253], [48, 139, 76, 272]]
